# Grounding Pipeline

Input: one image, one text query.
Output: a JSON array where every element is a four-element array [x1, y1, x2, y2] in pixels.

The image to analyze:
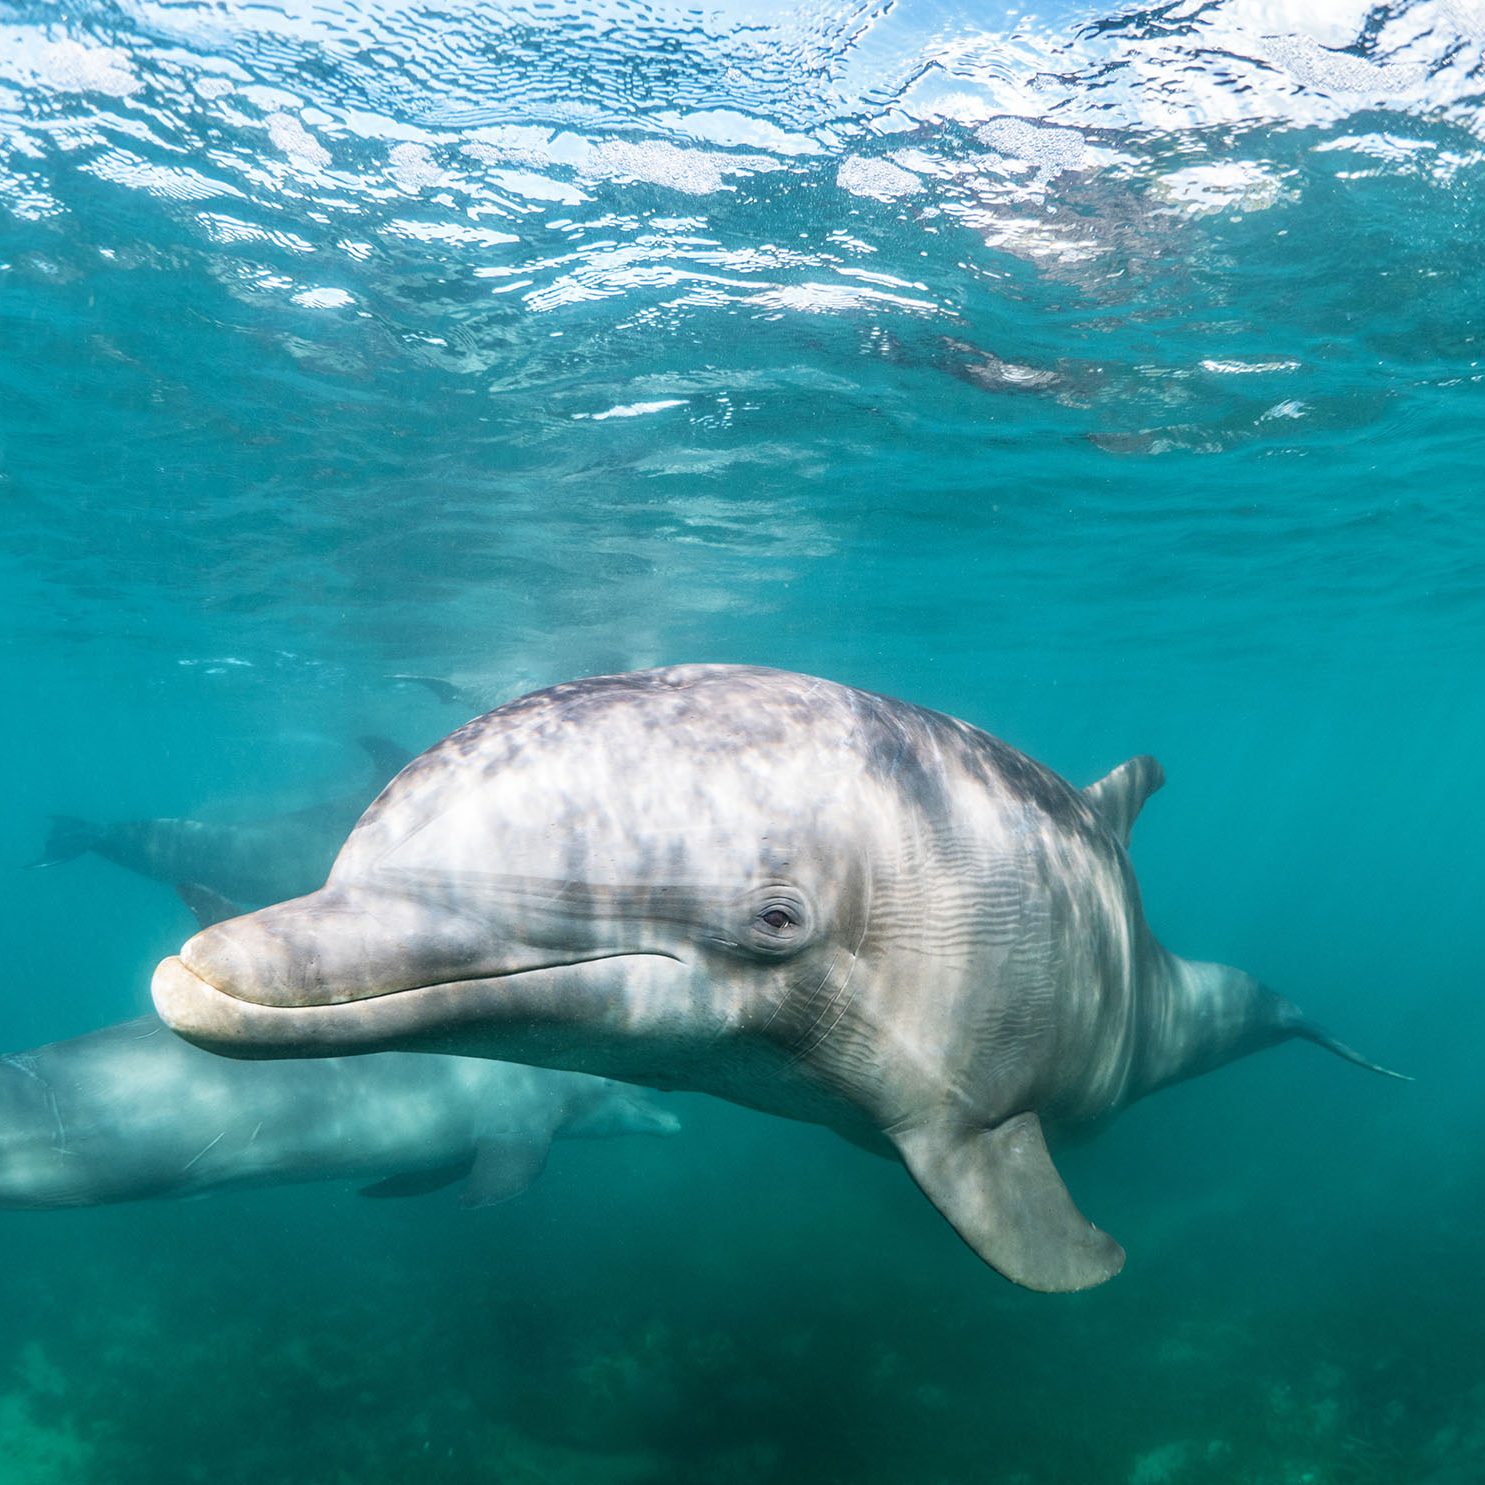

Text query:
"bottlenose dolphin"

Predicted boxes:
[[29, 736, 408, 911], [0, 1015, 678, 1210], [153, 665, 1404, 1291]]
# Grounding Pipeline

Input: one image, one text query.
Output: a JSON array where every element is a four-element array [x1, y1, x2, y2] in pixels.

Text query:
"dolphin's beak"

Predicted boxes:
[[153, 944, 584, 1057], [172, 887, 491, 1010], [152, 953, 390, 1057], [619, 1097, 683, 1137], [153, 888, 690, 1062], [153, 951, 592, 1059]]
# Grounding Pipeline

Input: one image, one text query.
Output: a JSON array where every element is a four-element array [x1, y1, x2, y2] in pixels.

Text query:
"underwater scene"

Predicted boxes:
[[2, 0, 1483, 1480]]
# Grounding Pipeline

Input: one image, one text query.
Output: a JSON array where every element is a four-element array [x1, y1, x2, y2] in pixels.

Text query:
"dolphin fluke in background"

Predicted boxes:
[[27, 815, 102, 869], [153, 665, 1405, 1292]]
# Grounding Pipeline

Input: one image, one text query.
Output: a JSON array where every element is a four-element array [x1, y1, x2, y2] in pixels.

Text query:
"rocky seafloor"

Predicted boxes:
[[0, 1118, 1479, 1485]]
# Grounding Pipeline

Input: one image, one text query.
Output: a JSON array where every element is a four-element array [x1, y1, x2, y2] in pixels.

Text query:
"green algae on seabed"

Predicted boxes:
[[0, 1394, 95, 1485]]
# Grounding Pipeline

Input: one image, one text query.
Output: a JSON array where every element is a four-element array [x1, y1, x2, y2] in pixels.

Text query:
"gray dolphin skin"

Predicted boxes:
[[0, 1015, 678, 1210], [28, 736, 409, 911], [152, 665, 1404, 1291]]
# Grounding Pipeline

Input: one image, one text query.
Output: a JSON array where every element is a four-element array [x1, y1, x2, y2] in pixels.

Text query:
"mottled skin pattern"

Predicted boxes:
[[153, 666, 1401, 1291], [0, 1015, 677, 1210]]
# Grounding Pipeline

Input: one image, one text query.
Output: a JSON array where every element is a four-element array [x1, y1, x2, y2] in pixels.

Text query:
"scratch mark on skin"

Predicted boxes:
[[2, 1053, 42, 1080], [784, 853, 874, 1067], [760, 946, 842, 1042], [183, 1130, 227, 1172], [8, 1055, 73, 1158], [788, 949, 861, 1066], [248, 1122, 263, 1144]]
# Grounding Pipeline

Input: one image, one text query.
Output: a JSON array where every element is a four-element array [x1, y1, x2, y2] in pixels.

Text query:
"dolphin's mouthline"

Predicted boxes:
[[152, 951, 683, 1059], [172, 949, 683, 1010]]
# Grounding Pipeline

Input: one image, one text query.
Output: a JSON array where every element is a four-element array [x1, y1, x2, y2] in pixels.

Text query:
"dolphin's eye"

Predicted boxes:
[[736, 886, 812, 958]]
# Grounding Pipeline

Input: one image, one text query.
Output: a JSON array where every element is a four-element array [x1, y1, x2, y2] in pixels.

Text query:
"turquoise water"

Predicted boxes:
[[2, 1, 1483, 1480]]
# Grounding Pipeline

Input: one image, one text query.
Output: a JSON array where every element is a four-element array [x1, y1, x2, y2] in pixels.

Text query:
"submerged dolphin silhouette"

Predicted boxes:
[[0, 1015, 678, 1210], [28, 736, 408, 911], [152, 665, 1404, 1291]]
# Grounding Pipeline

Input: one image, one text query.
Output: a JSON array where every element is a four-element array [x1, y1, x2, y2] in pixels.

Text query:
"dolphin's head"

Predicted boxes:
[[561, 1080, 683, 1140], [153, 668, 907, 1093]]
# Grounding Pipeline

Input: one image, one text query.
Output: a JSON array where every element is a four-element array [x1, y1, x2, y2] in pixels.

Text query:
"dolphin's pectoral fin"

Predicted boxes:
[[176, 883, 245, 931], [891, 1112, 1125, 1293], [358, 1157, 476, 1199], [459, 1135, 552, 1209]]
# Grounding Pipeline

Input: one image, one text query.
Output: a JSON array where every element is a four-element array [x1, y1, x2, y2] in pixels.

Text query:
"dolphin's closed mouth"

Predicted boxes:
[[152, 952, 685, 1060], [167, 873, 689, 1015], [181, 948, 677, 1009], [168, 885, 683, 1014], [153, 955, 404, 1057]]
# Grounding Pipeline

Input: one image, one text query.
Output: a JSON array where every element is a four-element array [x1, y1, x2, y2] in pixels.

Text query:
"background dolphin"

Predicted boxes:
[[0, 1015, 678, 1211], [28, 736, 409, 911], [153, 665, 1403, 1291]]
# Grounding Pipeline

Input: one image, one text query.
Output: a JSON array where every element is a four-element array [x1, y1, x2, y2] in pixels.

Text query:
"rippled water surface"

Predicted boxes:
[[2, 3, 1483, 1482]]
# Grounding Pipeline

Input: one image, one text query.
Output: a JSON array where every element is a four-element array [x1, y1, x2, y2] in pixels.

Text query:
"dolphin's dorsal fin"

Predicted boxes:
[[459, 1135, 552, 1208], [891, 1112, 1125, 1292], [1083, 755, 1165, 846], [356, 735, 410, 783]]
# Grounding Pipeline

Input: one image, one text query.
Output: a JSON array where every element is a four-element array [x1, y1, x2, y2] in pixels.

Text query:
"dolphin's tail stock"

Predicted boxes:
[[1153, 958, 1412, 1091], [1276, 1001, 1413, 1082], [25, 815, 102, 868]]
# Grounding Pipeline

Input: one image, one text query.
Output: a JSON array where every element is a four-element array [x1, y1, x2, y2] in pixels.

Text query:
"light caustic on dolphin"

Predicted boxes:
[[153, 665, 1406, 1292]]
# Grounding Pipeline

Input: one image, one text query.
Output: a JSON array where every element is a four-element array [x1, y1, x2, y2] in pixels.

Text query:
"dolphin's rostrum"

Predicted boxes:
[[152, 665, 1404, 1292]]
